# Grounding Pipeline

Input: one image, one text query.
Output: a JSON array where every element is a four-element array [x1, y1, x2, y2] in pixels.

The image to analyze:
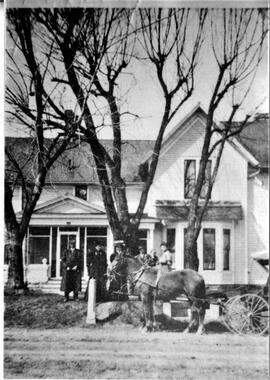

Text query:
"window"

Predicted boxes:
[[223, 229, 230, 270], [60, 226, 78, 232], [183, 228, 188, 269], [200, 161, 212, 199], [28, 227, 50, 264], [167, 228, 175, 267], [184, 160, 196, 199], [86, 227, 107, 256], [75, 185, 87, 200], [138, 229, 148, 252], [203, 228, 215, 270]]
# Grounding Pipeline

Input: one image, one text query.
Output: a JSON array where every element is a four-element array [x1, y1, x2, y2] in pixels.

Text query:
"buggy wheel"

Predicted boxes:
[[222, 296, 242, 334], [223, 294, 269, 336]]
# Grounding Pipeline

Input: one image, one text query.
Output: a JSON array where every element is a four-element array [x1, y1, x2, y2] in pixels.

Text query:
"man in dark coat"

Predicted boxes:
[[60, 238, 83, 302], [85, 242, 107, 302]]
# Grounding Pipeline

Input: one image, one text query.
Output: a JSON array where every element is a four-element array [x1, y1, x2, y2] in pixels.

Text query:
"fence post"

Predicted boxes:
[[86, 278, 96, 324]]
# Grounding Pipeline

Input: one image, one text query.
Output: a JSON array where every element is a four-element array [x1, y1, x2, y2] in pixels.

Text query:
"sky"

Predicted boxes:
[[4, 7, 269, 141]]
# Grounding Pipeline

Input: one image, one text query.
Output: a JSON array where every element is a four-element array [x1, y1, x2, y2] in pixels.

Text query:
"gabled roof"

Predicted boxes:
[[161, 103, 205, 147], [159, 103, 260, 167], [20, 195, 106, 215], [237, 115, 269, 168], [5, 138, 155, 184], [5, 107, 267, 185]]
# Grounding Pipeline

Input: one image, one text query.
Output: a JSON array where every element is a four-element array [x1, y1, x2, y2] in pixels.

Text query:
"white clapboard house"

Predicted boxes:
[[5, 105, 269, 291]]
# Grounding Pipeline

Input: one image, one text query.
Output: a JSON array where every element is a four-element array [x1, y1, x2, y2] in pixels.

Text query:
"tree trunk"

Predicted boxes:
[[184, 225, 199, 271], [5, 227, 25, 291]]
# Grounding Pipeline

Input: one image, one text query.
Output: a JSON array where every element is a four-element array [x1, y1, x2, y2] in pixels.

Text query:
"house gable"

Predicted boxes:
[[31, 195, 105, 215]]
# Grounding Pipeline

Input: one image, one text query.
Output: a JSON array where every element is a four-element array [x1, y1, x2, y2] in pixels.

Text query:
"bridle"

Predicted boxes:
[[107, 256, 146, 288]]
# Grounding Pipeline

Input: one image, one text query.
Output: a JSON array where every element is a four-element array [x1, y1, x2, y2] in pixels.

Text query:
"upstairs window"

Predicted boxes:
[[75, 185, 87, 201], [203, 228, 215, 270], [184, 160, 196, 199], [200, 160, 212, 199]]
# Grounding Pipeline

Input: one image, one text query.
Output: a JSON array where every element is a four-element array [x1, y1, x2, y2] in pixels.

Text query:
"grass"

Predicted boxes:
[[4, 291, 88, 329], [4, 290, 230, 333]]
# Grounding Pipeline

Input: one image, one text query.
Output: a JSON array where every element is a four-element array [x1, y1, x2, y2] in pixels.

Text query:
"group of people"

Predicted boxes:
[[60, 238, 173, 302]]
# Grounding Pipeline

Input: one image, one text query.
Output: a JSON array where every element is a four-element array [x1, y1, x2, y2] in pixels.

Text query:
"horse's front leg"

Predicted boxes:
[[141, 291, 153, 332], [152, 294, 159, 330]]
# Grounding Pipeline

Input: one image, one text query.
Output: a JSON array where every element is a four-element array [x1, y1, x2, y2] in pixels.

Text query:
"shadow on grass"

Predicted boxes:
[[4, 292, 229, 334], [154, 314, 229, 334]]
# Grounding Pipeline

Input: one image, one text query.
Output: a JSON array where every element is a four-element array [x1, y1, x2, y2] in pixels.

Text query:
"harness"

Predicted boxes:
[[108, 254, 159, 290]]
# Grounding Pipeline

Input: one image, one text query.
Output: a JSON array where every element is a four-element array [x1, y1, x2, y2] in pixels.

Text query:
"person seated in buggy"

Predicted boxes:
[[108, 241, 130, 299], [109, 240, 126, 263], [135, 245, 155, 267]]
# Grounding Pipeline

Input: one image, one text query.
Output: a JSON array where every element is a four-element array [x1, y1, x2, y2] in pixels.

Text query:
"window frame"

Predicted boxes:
[[202, 228, 216, 271], [138, 229, 149, 253], [183, 158, 212, 200], [74, 184, 88, 201], [223, 228, 231, 271], [27, 226, 52, 265], [200, 160, 212, 199], [184, 159, 196, 199]]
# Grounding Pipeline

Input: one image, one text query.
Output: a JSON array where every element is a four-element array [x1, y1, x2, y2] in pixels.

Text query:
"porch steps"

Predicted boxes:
[[40, 278, 88, 295]]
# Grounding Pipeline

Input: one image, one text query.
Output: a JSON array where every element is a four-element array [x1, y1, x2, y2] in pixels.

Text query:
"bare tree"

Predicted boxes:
[[184, 9, 268, 270], [5, 9, 79, 290], [34, 8, 207, 253]]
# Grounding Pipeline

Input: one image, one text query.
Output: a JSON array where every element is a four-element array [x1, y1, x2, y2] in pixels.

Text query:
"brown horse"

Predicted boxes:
[[106, 255, 207, 334]]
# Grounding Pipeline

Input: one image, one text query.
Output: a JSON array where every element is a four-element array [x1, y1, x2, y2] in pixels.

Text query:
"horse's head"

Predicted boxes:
[[106, 255, 127, 292]]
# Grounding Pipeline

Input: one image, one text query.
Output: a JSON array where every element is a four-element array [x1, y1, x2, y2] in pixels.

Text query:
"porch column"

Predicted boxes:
[[83, 227, 87, 280], [107, 228, 114, 263], [175, 224, 182, 270], [148, 228, 154, 251]]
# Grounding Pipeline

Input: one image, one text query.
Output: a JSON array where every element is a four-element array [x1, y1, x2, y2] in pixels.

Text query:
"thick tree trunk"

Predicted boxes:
[[184, 226, 199, 271], [5, 228, 25, 291]]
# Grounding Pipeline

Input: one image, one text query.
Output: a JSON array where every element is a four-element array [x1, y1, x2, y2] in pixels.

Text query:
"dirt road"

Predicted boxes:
[[4, 325, 268, 379]]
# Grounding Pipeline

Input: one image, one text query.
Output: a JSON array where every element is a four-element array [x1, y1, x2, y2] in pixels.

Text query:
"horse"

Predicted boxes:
[[106, 254, 207, 334]]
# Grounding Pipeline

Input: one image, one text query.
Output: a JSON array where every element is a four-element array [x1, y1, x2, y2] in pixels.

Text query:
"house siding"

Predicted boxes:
[[248, 173, 269, 285], [146, 115, 250, 285]]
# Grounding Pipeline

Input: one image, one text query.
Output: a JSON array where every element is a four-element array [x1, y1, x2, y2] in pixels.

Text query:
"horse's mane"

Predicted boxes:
[[124, 254, 137, 259]]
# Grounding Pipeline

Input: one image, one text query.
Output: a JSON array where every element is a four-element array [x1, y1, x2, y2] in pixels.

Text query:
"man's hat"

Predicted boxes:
[[160, 241, 168, 247], [114, 240, 125, 248]]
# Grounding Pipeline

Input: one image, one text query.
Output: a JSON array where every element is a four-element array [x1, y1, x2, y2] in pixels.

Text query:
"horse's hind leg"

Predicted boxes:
[[183, 304, 198, 333], [196, 304, 205, 335]]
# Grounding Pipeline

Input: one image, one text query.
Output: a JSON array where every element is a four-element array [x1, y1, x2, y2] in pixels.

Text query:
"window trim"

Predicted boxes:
[[74, 184, 88, 201], [184, 159, 196, 200], [223, 228, 231, 271], [28, 226, 52, 265]]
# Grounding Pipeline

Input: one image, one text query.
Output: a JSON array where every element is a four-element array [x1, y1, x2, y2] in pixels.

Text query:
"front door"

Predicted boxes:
[[57, 232, 79, 277]]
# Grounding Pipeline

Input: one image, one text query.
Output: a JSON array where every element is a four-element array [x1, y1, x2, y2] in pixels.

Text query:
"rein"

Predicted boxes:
[[108, 256, 147, 289]]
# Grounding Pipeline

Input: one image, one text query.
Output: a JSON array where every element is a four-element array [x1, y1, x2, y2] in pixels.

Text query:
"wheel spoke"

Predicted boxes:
[[253, 302, 268, 314], [239, 318, 250, 333]]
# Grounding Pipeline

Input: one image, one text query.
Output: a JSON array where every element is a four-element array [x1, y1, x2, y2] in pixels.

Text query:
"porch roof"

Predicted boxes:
[[156, 200, 243, 221]]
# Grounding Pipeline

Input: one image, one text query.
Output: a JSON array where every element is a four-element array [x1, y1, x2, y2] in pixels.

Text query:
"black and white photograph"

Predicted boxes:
[[3, 0, 269, 379]]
